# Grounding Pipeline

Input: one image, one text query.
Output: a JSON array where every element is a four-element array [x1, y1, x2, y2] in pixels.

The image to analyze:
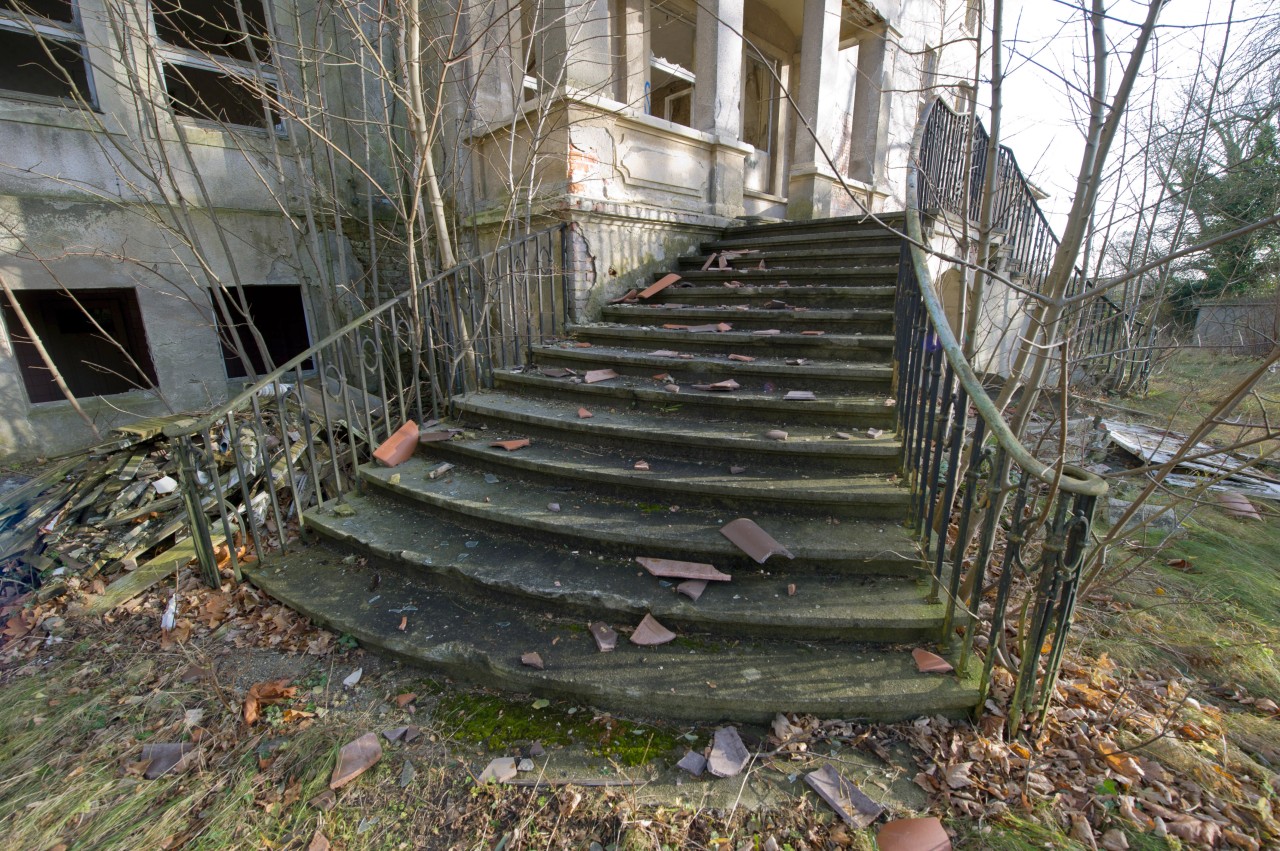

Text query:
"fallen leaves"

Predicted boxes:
[[244, 679, 297, 726]]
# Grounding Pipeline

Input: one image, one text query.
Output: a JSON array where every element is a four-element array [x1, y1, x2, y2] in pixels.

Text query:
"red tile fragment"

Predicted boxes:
[[784, 390, 816, 401], [723, 280, 743, 288], [653, 372, 671, 381], [478, 757, 518, 784], [720, 518, 794, 564], [662, 323, 689, 330], [374, 421, 420, 467], [686, 323, 721, 333], [677, 353, 695, 359], [805, 764, 884, 828], [1217, 491, 1261, 520], [834, 432, 853, 440], [630, 613, 676, 646], [765, 430, 788, 441], [539, 366, 576, 378], [785, 358, 808, 365], [787, 583, 796, 596], [589, 622, 617, 652], [677, 579, 708, 601], [800, 330, 825, 336], [521, 652, 544, 670], [577, 407, 593, 419], [912, 647, 954, 673], [752, 329, 781, 336], [728, 354, 755, 362], [652, 349, 680, 357], [636, 557, 731, 582], [608, 289, 638, 304], [574, 342, 593, 348], [419, 430, 457, 444], [664, 384, 681, 393], [877, 817, 952, 851], [584, 369, 618, 384], [763, 299, 789, 310], [633, 460, 650, 471], [755, 259, 766, 270], [707, 727, 750, 777], [729, 465, 747, 474], [490, 439, 531, 451], [716, 323, 732, 332], [330, 733, 382, 789], [639, 273, 682, 299], [692, 379, 740, 392], [866, 428, 884, 438]]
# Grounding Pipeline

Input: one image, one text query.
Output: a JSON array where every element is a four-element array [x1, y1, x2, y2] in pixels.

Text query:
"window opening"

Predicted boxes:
[[0, 0, 94, 104], [1, 288, 158, 403], [151, 0, 281, 130], [648, 0, 694, 128], [210, 284, 312, 379]]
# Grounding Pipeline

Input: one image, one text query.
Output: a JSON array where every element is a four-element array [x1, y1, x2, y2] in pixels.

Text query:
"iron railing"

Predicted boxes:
[[902, 99, 1108, 732], [164, 223, 569, 584], [916, 99, 1150, 390]]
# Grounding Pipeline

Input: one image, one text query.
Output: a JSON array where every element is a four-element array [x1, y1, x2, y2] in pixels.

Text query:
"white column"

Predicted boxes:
[[791, 0, 842, 171], [540, 0, 614, 95], [617, 0, 648, 110], [463, 0, 521, 123], [693, 0, 744, 139], [848, 26, 891, 184]]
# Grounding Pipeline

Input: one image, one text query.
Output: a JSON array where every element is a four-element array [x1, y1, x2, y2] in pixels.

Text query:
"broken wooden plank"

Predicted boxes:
[[80, 531, 227, 615]]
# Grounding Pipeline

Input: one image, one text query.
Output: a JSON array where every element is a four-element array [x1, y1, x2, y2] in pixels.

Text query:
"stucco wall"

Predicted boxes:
[[1193, 298, 1279, 355]]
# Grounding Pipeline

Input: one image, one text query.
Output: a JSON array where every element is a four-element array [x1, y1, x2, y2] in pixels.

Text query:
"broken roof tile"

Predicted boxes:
[[419, 430, 458, 443], [373, 421, 420, 468], [663, 323, 689, 330], [629, 613, 676, 646], [584, 369, 619, 384], [707, 727, 750, 777], [664, 384, 681, 393], [765, 430, 788, 441], [804, 764, 885, 828], [633, 460, 651, 471], [727, 354, 756, 362], [478, 757, 518, 784], [652, 349, 680, 357], [636, 557, 731, 582], [521, 652, 544, 670], [877, 817, 952, 851], [608, 289, 638, 304], [784, 390, 816, 401], [589, 621, 617, 652], [639, 273, 682, 299], [800, 330, 825, 336], [720, 518, 794, 564], [752, 329, 781, 336], [676, 579, 708, 601], [489, 439, 531, 451], [539, 366, 577, 378], [912, 647, 954, 673], [686, 323, 721, 333], [677, 750, 707, 776], [330, 733, 383, 789], [577, 407, 593, 419]]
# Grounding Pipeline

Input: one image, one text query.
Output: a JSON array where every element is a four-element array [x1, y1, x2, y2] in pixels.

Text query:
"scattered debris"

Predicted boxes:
[[151, 475, 178, 495], [804, 764, 884, 828], [765, 430, 788, 441], [398, 759, 416, 788], [427, 462, 455, 480], [521, 651, 545, 670], [866, 428, 884, 439], [382, 726, 421, 744], [577, 407, 593, 419], [343, 668, 363, 687], [639, 273, 682, 299], [1107, 420, 1280, 500], [652, 349, 679, 357], [677, 750, 708, 776], [729, 465, 747, 475], [629, 613, 676, 646], [547, 503, 561, 512], [309, 789, 337, 811], [800, 330, 825, 336], [784, 390, 816, 401], [912, 648, 954, 674], [720, 519, 794, 563], [834, 432, 853, 440], [478, 757, 518, 784], [489, 439, 532, 451], [876, 817, 952, 851], [687, 323, 733, 333], [244, 679, 297, 725], [395, 692, 417, 707], [330, 732, 382, 789], [588, 621, 617, 652], [608, 289, 638, 305], [728, 354, 755, 362], [538, 366, 577, 378], [787, 583, 796, 596], [584, 369, 619, 384], [785, 358, 808, 365], [140, 742, 197, 779], [752, 329, 781, 336], [636, 556, 731, 582], [419, 430, 458, 443], [676, 579, 707, 601], [664, 384, 681, 393], [707, 727, 751, 777], [373, 421, 420, 467], [692, 379, 740, 392], [633, 460, 651, 471], [307, 829, 332, 851]]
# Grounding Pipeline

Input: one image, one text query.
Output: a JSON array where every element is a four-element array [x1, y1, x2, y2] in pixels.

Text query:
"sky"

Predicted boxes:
[[992, 0, 1268, 231]]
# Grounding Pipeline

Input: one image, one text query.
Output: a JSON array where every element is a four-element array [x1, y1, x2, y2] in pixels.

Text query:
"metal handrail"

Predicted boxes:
[[906, 99, 1106, 499]]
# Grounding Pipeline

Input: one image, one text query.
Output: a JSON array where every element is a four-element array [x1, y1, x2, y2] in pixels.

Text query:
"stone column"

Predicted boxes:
[[617, 0, 648, 110], [540, 0, 614, 95], [694, 0, 747, 218], [787, 0, 842, 219], [848, 26, 892, 186], [462, 0, 521, 124]]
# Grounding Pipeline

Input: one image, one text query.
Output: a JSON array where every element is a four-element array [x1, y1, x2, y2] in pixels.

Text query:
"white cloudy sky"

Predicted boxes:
[[992, 0, 1269, 230]]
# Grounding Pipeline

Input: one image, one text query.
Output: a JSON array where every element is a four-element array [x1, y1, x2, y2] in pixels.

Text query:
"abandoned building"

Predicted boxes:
[[0, 0, 1113, 726]]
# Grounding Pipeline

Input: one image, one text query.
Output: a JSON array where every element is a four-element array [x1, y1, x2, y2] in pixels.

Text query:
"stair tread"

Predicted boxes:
[[358, 458, 918, 570], [648, 284, 897, 298], [570, 324, 894, 351], [421, 433, 911, 508], [453, 389, 899, 455], [532, 342, 892, 381], [310, 485, 931, 628], [493, 370, 896, 418], [601, 305, 893, 323], [249, 549, 980, 723]]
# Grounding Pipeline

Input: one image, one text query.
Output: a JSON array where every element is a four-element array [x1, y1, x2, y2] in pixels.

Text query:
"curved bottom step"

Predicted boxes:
[[249, 547, 981, 724]]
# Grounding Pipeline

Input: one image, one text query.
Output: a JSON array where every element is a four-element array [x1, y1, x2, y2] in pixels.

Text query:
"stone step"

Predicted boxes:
[[724, 212, 908, 241], [600, 304, 893, 334], [662, 267, 899, 287], [451, 389, 900, 472], [568, 324, 894, 362], [419, 428, 912, 519], [350, 464, 923, 578], [678, 248, 902, 271], [490, 370, 896, 431], [644, 284, 896, 308], [249, 548, 980, 723], [530, 343, 893, 394], [703, 228, 904, 253]]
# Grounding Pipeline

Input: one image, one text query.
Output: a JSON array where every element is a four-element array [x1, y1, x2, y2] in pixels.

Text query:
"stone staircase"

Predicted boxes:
[[250, 212, 982, 723]]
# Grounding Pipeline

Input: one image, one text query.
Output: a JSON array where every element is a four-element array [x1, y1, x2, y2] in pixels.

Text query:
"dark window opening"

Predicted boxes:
[[211, 285, 311, 379], [1, 1, 74, 24], [151, 0, 271, 64], [164, 62, 275, 128], [1, 288, 158, 404], [0, 27, 91, 102]]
